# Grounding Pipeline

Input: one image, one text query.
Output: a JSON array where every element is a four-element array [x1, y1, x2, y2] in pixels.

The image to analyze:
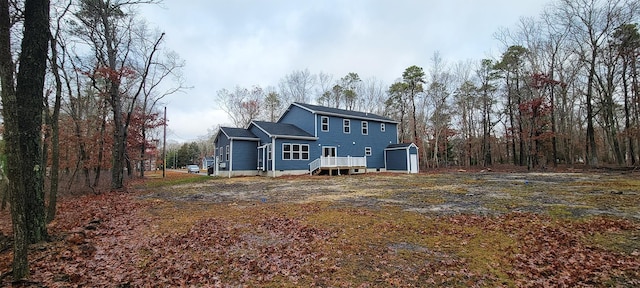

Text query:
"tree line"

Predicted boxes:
[[1, 0, 183, 279], [217, 0, 639, 170]]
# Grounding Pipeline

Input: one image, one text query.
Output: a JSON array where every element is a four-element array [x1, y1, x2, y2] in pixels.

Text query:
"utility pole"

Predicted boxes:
[[162, 106, 166, 178]]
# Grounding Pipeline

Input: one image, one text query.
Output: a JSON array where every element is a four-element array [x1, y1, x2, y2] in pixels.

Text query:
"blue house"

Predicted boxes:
[[213, 102, 419, 177]]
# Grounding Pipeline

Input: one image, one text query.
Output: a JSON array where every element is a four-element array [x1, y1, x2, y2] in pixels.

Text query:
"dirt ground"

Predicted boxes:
[[144, 171, 640, 220], [2, 170, 638, 287]]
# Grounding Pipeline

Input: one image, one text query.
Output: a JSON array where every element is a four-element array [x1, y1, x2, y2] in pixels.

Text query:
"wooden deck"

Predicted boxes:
[[309, 156, 367, 175]]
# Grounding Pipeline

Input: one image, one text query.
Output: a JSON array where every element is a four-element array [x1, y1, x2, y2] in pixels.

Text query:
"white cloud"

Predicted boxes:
[[140, 0, 550, 142]]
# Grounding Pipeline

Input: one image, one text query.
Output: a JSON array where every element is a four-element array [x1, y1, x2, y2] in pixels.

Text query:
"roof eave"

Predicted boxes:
[[229, 137, 260, 141], [271, 135, 318, 141], [315, 110, 399, 124]]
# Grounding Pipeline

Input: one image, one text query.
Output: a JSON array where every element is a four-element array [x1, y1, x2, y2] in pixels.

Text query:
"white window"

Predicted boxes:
[[381, 123, 385, 132], [321, 116, 329, 132], [361, 121, 368, 135], [267, 145, 272, 161], [343, 119, 350, 134], [282, 143, 309, 160], [225, 145, 229, 161], [365, 147, 372, 156]]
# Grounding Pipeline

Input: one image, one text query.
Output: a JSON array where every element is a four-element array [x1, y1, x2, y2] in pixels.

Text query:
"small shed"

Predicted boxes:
[[202, 156, 215, 170], [385, 143, 419, 173]]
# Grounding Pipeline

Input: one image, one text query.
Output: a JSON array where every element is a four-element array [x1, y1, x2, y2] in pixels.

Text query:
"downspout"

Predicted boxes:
[[271, 137, 276, 177], [229, 140, 233, 178]]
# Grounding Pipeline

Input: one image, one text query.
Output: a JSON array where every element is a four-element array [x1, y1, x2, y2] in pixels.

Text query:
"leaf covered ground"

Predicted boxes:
[[1, 170, 639, 287]]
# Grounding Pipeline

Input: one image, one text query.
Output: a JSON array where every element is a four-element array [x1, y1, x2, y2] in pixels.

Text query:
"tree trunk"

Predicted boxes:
[[15, 0, 49, 244], [94, 104, 108, 189], [586, 50, 598, 167], [623, 59, 636, 165], [47, 30, 63, 222], [0, 0, 28, 278], [0, 0, 50, 279], [506, 72, 517, 165]]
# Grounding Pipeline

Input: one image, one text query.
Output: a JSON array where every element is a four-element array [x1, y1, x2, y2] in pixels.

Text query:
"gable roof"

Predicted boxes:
[[290, 102, 399, 123], [385, 143, 419, 150], [218, 127, 260, 141], [250, 121, 317, 140]]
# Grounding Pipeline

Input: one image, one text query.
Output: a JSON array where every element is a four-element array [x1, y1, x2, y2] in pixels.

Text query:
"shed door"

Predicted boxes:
[[410, 154, 418, 173]]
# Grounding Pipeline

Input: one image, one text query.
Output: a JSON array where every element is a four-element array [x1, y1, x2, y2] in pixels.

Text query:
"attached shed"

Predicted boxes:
[[385, 143, 419, 174], [214, 127, 261, 177]]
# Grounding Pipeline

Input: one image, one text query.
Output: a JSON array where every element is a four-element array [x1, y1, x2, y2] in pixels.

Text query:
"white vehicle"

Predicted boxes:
[[187, 164, 200, 173]]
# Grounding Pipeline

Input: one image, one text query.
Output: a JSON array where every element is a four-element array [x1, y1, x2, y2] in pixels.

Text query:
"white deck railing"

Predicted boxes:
[[309, 156, 367, 174]]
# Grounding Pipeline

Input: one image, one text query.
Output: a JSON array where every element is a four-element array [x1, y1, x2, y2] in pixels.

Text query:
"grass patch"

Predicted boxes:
[[547, 204, 573, 218], [142, 170, 215, 188]]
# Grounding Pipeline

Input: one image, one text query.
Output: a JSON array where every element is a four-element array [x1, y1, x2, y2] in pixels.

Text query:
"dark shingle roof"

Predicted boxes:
[[292, 102, 397, 123], [251, 121, 316, 139], [220, 127, 259, 140], [386, 143, 417, 149]]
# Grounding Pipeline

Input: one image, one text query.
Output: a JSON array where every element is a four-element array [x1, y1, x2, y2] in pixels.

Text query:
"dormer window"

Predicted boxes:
[[321, 116, 329, 132]]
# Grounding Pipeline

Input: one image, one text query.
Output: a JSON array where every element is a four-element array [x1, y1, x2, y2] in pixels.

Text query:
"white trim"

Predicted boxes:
[[282, 143, 310, 160], [314, 114, 318, 137], [384, 143, 419, 151], [218, 128, 260, 141], [343, 119, 351, 134], [361, 121, 368, 135], [406, 148, 410, 174], [322, 146, 337, 157], [271, 137, 276, 177], [229, 140, 233, 178], [321, 116, 329, 132]]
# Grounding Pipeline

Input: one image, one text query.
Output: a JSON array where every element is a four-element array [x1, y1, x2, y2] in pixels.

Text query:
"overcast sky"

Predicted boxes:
[[139, 0, 550, 143]]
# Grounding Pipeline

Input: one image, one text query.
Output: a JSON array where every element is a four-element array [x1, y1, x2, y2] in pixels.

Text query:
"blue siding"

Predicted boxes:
[[248, 125, 270, 145], [214, 133, 231, 170], [314, 115, 395, 168], [274, 139, 315, 170], [386, 149, 408, 171], [248, 125, 274, 171], [279, 106, 315, 136], [232, 140, 258, 170]]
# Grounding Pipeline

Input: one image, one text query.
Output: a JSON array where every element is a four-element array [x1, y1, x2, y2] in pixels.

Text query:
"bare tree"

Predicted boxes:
[[555, 0, 632, 166], [278, 68, 316, 105], [216, 85, 264, 128], [44, 0, 72, 222], [71, 0, 166, 189], [425, 52, 453, 167], [360, 76, 387, 115]]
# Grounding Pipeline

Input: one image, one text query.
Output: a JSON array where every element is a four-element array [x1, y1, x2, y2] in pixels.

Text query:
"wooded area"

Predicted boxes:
[[0, 0, 183, 279], [217, 0, 640, 171]]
